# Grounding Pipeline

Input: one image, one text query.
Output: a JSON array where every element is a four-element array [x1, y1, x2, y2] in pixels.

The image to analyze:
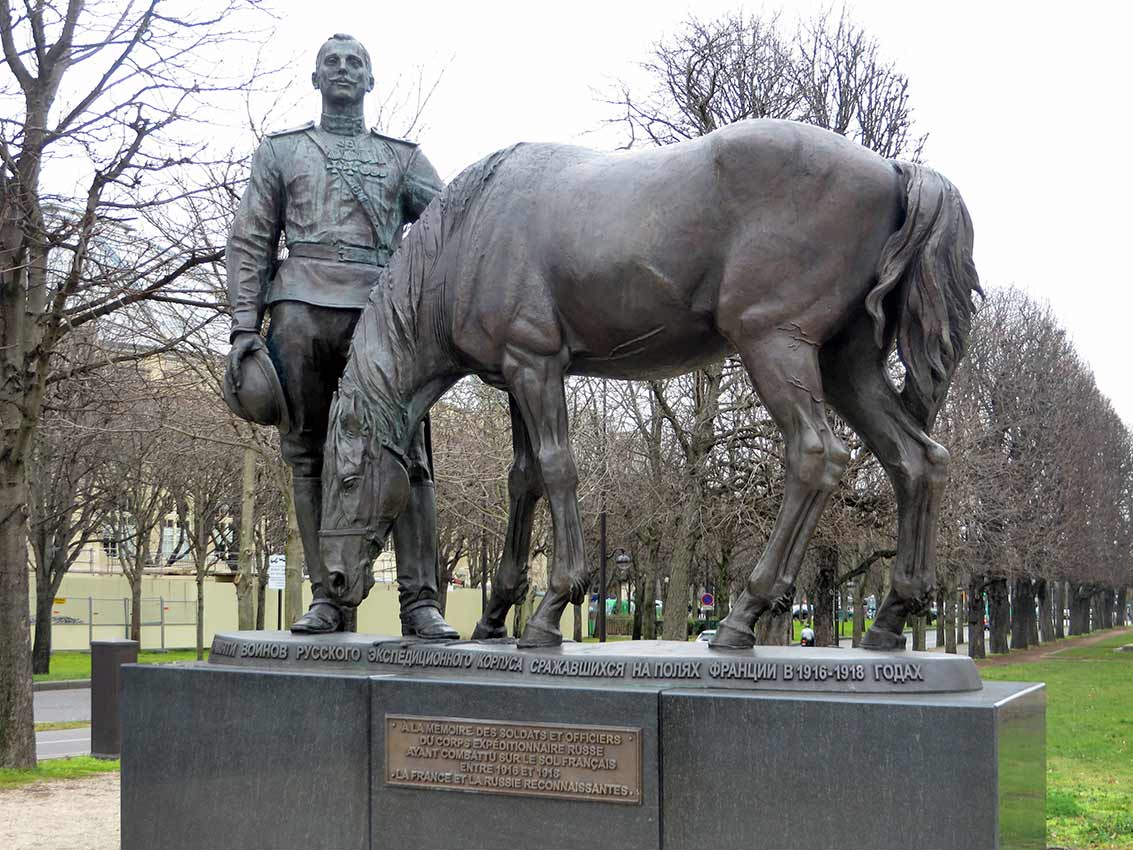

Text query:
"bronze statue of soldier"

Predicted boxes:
[[224, 33, 458, 639]]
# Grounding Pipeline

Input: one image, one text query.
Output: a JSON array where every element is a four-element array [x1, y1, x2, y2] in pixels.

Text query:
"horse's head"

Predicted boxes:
[[320, 389, 410, 607]]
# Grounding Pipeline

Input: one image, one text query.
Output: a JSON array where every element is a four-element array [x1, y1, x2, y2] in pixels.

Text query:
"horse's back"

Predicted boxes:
[[446, 122, 902, 378]]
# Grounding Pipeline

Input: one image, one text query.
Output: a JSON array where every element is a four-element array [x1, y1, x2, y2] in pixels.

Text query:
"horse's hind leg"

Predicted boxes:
[[820, 317, 949, 651], [472, 394, 544, 640], [711, 336, 849, 649], [501, 347, 587, 648]]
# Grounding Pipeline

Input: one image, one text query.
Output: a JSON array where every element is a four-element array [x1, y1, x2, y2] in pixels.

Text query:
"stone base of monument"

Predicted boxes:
[[120, 633, 1045, 850]]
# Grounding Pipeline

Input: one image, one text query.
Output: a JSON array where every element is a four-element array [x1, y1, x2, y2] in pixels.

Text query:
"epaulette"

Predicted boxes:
[[370, 128, 418, 147], [266, 121, 316, 138]]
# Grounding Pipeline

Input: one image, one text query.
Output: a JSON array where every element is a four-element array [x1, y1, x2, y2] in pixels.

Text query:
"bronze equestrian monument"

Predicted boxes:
[[119, 34, 1045, 850]]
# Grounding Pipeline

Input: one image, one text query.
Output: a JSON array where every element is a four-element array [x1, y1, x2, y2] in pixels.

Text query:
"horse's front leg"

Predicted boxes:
[[473, 394, 544, 640], [501, 347, 586, 648]]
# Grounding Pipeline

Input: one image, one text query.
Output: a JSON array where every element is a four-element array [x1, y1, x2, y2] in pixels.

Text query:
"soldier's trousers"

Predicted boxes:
[[264, 300, 440, 613]]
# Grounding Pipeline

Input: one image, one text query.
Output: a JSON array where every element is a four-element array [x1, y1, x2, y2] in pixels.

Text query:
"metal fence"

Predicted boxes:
[[32, 596, 196, 650]]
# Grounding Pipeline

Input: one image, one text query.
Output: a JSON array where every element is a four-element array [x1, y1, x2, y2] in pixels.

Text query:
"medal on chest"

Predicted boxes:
[[325, 136, 387, 181]]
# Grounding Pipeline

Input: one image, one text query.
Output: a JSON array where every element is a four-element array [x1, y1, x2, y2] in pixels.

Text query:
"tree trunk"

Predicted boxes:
[[1026, 581, 1040, 646], [955, 589, 965, 645], [572, 603, 582, 642], [1102, 589, 1115, 630], [662, 491, 699, 641], [196, 557, 206, 660], [32, 579, 55, 675], [1054, 581, 1066, 639], [813, 545, 836, 647], [967, 579, 986, 659], [255, 569, 267, 631], [987, 578, 1009, 654], [641, 544, 660, 641], [911, 615, 926, 651], [944, 590, 957, 654], [1010, 578, 1031, 651], [1035, 579, 1050, 644], [130, 564, 143, 643], [631, 578, 645, 640], [236, 446, 257, 631], [935, 588, 945, 650], [0, 463, 36, 768], [756, 610, 791, 646], [1070, 589, 1084, 635], [1116, 589, 1128, 627], [852, 578, 864, 648]]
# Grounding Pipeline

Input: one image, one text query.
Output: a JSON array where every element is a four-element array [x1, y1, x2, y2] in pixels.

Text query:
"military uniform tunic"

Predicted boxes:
[[227, 122, 444, 337]]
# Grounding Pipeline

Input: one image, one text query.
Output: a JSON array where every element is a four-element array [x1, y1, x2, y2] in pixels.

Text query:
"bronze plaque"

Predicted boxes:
[[384, 714, 643, 805]]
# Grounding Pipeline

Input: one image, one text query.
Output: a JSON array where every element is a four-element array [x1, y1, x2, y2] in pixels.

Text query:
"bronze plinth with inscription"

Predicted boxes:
[[206, 631, 982, 694], [120, 633, 1043, 850]]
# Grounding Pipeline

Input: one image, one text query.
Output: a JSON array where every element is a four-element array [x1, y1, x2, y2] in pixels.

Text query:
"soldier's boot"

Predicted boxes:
[[395, 481, 459, 640], [289, 475, 344, 634]]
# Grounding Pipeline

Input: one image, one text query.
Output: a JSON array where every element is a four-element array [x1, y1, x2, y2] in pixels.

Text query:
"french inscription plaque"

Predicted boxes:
[[385, 714, 643, 804]]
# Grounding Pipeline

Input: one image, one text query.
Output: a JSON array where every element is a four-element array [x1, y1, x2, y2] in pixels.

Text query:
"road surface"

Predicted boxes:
[[34, 687, 89, 723], [34, 686, 91, 760], [36, 727, 92, 760]]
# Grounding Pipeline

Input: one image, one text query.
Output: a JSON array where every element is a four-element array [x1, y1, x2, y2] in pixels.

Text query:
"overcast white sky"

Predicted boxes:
[[265, 0, 1132, 423]]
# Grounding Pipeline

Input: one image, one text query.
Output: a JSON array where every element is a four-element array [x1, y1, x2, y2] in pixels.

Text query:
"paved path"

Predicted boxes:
[[35, 728, 91, 761], [33, 688, 89, 724]]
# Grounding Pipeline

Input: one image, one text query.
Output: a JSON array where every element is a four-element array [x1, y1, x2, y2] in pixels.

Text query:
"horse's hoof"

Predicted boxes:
[[471, 621, 507, 641], [861, 626, 907, 651], [708, 620, 756, 649], [517, 622, 562, 648]]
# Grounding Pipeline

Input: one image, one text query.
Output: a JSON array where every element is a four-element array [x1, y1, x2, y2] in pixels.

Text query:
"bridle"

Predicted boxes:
[[318, 438, 408, 542]]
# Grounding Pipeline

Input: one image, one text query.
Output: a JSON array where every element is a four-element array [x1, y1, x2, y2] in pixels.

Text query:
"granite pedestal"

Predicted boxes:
[[120, 633, 1044, 850]]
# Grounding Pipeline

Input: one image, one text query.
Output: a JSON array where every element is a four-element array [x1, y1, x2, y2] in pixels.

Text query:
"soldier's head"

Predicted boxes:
[[312, 34, 374, 109]]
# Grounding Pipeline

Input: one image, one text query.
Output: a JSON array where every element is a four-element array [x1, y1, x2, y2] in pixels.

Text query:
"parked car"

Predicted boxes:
[[791, 604, 812, 620], [696, 630, 716, 643]]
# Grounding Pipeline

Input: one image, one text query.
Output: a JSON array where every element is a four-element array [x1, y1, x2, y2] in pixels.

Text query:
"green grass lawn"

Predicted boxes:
[[33, 649, 207, 683], [0, 755, 118, 789], [981, 630, 1133, 850]]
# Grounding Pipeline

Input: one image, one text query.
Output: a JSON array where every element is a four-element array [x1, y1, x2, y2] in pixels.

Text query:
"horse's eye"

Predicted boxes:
[[343, 475, 360, 490]]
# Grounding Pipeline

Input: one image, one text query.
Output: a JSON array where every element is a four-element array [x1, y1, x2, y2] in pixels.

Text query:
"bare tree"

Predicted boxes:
[[27, 365, 112, 673], [0, 0, 274, 765]]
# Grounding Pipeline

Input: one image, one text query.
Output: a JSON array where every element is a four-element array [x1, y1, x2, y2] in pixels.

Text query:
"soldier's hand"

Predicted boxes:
[[227, 332, 267, 390]]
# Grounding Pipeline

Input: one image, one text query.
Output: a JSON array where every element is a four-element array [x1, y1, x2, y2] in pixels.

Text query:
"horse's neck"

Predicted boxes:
[[385, 316, 461, 446]]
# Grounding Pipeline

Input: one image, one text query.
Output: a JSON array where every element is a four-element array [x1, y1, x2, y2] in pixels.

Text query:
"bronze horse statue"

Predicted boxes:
[[317, 119, 980, 649]]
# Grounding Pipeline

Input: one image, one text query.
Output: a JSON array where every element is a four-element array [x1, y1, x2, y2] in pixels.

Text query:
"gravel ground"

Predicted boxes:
[[0, 773, 119, 850]]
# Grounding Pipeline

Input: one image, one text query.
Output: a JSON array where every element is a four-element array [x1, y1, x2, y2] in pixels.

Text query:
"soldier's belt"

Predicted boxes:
[[288, 242, 388, 266]]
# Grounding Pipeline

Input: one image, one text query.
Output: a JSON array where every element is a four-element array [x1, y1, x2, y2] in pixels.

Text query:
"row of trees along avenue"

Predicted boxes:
[[2, 5, 1130, 770]]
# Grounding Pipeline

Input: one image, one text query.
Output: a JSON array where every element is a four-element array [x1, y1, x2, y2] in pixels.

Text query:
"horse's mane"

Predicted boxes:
[[334, 144, 521, 446]]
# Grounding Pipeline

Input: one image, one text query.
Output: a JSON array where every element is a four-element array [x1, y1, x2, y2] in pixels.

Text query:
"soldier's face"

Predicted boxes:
[[312, 40, 374, 108]]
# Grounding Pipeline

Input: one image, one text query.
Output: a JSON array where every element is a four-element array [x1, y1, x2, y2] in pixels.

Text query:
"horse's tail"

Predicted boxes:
[[865, 162, 982, 431]]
